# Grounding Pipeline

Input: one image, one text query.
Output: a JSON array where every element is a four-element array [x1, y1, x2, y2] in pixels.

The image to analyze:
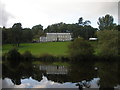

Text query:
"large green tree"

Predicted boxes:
[[97, 14, 115, 30], [97, 30, 119, 58], [32, 24, 44, 40], [11, 23, 22, 47]]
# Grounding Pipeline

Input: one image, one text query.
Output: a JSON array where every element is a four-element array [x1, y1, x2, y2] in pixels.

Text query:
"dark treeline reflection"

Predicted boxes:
[[95, 61, 120, 88], [2, 62, 44, 85], [2, 60, 120, 88], [68, 61, 97, 82]]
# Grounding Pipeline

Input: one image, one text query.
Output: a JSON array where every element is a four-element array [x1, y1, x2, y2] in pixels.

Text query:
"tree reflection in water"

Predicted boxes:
[[2, 60, 120, 89], [95, 61, 120, 89]]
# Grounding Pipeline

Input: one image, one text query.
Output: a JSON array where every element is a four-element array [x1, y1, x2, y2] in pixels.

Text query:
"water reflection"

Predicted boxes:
[[68, 61, 97, 82], [39, 65, 68, 74], [95, 61, 120, 88], [2, 75, 100, 88], [2, 61, 120, 88]]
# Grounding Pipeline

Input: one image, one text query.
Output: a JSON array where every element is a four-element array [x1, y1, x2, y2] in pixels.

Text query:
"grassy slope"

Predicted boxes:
[[2, 42, 71, 57], [2, 41, 98, 57]]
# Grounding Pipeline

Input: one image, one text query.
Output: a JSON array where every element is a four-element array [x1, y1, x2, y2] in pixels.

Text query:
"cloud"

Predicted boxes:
[[1, 0, 119, 28], [0, 1, 13, 27]]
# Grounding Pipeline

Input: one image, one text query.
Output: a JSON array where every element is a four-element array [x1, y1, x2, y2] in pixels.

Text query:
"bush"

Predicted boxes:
[[7, 48, 22, 65], [7, 48, 21, 60], [22, 51, 33, 61], [68, 37, 94, 61]]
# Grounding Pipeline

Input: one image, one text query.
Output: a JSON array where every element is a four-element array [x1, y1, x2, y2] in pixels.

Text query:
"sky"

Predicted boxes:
[[0, 0, 119, 29]]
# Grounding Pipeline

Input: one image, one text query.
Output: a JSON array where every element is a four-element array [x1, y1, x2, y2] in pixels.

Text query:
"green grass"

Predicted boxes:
[[2, 41, 99, 57], [2, 42, 71, 57]]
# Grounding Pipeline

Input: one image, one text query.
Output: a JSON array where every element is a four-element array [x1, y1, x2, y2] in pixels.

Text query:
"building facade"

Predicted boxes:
[[40, 33, 72, 42]]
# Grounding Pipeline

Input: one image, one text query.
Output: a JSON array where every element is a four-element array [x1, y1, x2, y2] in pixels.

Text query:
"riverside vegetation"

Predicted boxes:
[[2, 14, 120, 63]]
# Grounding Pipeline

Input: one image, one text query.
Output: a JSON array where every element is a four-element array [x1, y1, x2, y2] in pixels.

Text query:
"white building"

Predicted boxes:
[[40, 33, 72, 42]]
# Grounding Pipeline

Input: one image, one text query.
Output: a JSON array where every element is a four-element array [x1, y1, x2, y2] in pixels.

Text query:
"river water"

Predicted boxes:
[[2, 61, 120, 89]]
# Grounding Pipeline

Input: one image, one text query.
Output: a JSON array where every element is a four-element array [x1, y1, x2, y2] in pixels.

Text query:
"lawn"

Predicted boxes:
[[2, 42, 71, 57], [2, 41, 98, 57]]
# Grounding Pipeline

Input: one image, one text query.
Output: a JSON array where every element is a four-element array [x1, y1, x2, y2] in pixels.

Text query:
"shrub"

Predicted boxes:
[[7, 48, 21, 60], [7, 48, 22, 65], [68, 37, 94, 61], [22, 51, 33, 61]]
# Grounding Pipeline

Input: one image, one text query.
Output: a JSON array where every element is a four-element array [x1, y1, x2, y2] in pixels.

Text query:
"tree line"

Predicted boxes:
[[68, 14, 120, 60], [1, 14, 120, 47], [2, 24, 44, 46]]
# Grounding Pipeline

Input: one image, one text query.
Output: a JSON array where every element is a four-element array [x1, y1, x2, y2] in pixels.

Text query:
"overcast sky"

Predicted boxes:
[[0, 0, 119, 29]]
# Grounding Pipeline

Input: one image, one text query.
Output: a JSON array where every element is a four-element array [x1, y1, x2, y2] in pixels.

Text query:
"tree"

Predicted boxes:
[[97, 30, 119, 58], [78, 17, 91, 26], [82, 25, 97, 40], [78, 17, 83, 25], [70, 24, 97, 40], [22, 28, 33, 42], [32, 24, 44, 40], [44, 22, 68, 33], [68, 37, 94, 60], [97, 14, 115, 30], [11, 23, 22, 47], [116, 25, 120, 31], [2, 27, 7, 44], [83, 20, 91, 26], [32, 24, 43, 35]]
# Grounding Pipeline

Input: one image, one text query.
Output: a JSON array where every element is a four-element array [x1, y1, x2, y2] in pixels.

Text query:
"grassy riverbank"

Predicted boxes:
[[2, 42, 71, 57]]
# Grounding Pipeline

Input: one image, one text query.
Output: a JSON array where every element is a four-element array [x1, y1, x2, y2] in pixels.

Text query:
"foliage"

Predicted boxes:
[[44, 22, 68, 33], [7, 48, 21, 60], [2, 24, 44, 44], [44, 22, 97, 40], [22, 51, 33, 61], [96, 30, 119, 58], [32, 24, 45, 40], [68, 38, 94, 60], [97, 14, 116, 30], [116, 25, 120, 31], [6, 48, 22, 66], [22, 28, 33, 42], [11, 23, 23, 47], [78, 17, 91, 26]]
